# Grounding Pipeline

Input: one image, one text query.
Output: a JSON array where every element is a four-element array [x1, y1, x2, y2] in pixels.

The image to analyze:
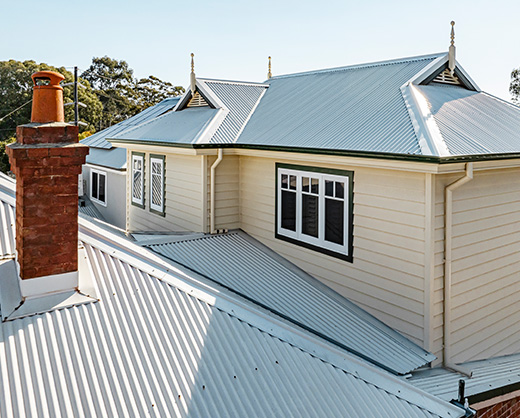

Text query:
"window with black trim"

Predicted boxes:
[[90, 169, 107, 206], [132, 153, 144, 208], [149, 154, 165, 215], [276, 164, 353, 261]]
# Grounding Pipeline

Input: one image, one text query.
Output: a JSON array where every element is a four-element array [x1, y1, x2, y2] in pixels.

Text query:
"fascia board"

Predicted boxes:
[[193, 107, 229, 144], [401, 83, 451, 157], [196, 79, 227, 110], [172, 90, 190, 111], [77, 220, 465, 418]]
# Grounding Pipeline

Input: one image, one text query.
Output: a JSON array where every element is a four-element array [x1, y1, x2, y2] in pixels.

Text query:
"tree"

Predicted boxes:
[[510, 67, 520, 104], [82, 56, 184, 130], [0, 60, 103, 142]]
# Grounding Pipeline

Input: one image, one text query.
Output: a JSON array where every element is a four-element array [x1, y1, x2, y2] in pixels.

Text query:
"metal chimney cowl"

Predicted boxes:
[[6, 71, 89, 293]]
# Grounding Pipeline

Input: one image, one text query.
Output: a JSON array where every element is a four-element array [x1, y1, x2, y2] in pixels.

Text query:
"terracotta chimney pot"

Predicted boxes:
[[30, 71, 65, 123]]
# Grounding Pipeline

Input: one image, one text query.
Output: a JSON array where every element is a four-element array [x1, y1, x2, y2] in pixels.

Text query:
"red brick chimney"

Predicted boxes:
[[6, 71, 89, 283]]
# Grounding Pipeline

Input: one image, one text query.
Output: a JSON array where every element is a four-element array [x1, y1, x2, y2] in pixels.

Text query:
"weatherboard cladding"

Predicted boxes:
[[417, 84, 520, 155], [81, 97, 180, 149], [203, 81, 266, 144], [0, 243, 453, 418], [236, 55, 443, 153], [145, 231, 435, 375]]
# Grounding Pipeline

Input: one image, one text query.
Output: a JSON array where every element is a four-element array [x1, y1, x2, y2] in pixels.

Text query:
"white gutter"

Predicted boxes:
[[444, 162, 473, 376], [210, 148, 223, 234]]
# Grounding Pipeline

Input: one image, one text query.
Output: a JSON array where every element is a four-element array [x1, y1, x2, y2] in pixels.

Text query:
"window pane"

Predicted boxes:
[[281, 190, 296, 231], [311, 178, 319, 194], [302, 194, 319, 237], [99, 174, 106, 203], [133, 170, 142, 200], [92, 172, 98, 200], [335, 182, 344, 199], [325, 180, 333, 197], [325, 199, 344, 245], [289, 175, 297, 190], [302, 177, 309, 192], [281, 174, 288, 189]]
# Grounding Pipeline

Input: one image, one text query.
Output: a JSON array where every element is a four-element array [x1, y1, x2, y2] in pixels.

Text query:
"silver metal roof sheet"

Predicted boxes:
[[81, 97, 180, 149], [417, 85, 520, 156], [111, 107, 218, 144], [236, 55, 443, 153], [203, 80, 266, 143], [409, 353, 520, 402], [145, 231, 436, 375], [85, 147, 127, 170], [78, 196, 106, 221]]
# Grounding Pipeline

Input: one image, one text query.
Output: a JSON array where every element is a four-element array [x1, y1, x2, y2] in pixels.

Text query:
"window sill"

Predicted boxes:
[[275, 232, 353, 263]]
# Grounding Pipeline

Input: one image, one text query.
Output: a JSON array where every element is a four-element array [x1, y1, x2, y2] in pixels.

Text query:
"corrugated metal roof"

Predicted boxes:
[[202, 80, 266, 144], [417, 84, 520, 156], [86, 147, 127, 170], [0, 182, 465, 418], [111, 107, 218, 144], [78, 196, 106, 221], [409, 353, 520, 402], [81, 97, 180, 149], [236, 54, 443, 153], [144, 231, 436, 375]]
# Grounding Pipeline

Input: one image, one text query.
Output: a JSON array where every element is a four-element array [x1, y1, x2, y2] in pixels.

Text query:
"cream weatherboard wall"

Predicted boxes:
[[433, 168, 520, 364], [238, 154, 429, 347], [127, 150, 204, 233]]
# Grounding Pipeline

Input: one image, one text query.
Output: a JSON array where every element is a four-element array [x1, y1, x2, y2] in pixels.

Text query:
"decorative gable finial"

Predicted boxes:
[[267, 56, 272, 79], [190, 52, 197, 95], [448, 21, 456, 75]]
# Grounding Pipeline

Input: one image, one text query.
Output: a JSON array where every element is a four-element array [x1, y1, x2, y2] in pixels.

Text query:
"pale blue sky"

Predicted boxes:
[[1, 0, 519, 101]]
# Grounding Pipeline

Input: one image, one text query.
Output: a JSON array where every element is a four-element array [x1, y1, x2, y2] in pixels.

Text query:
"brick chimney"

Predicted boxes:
[[6, 71, 88, 288]]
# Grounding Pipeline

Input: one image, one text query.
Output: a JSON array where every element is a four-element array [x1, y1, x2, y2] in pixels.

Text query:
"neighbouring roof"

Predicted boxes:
[[0, 181, 466, 417], [86, 147, 127, 170], [81, 96, 180, 149], [109, 53, 520, 160], [78, 195, 106, 220], [143, 230, 435, 375], [409, 353, 520, 404]]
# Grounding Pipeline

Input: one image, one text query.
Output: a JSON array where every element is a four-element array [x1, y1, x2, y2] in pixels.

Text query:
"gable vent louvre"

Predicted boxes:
[[187, 91, 208, 107], [432, 68, 461, 85]]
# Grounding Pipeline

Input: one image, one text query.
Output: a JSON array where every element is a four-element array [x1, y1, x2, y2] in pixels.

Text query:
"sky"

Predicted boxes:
[[1, 0, 519, 101]]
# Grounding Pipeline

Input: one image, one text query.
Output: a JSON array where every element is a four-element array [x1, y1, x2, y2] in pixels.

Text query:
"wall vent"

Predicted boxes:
[[187, 91, 208, 107], [432, 68, 461, 86]]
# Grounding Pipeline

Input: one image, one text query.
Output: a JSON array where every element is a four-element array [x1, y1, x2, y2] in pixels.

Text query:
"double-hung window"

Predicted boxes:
[[149, 155, 165, 215], [131, 153, 144, 207], [276, 164, 353, 261], [90, 169, 107, 206]]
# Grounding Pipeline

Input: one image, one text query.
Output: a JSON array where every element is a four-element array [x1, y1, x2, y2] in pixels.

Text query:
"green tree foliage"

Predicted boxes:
[[0, 137, 15, 173], [510, 67, 520, 104], [0, 60, 103, 142], [82, 57, 184, 130]]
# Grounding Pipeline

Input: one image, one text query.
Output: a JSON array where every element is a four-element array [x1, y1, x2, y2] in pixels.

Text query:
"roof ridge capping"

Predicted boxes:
[[270, 52, 446, 80]]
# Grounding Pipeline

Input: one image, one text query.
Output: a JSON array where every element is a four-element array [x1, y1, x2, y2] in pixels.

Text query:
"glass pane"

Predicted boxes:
[[281, 174, 288, 189], [281, 190, 296, 231], [325, 180, 333, 197], [302, 177, 309, 192], [152, 161, 161, 175], [335, 182, 344, 199], [311, 178, 319, 194], [302, 194, 319, 237], [133, 171, 142, 200], [92, 172, 98, 200], [99, 174, 106, 203], [289, 175, 297, 190], [152, 174, 162, 207], [325, 199, 344, 245]]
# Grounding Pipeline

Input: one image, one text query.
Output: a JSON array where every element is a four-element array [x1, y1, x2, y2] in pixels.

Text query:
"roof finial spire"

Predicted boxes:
[[448, 21, 456, 75], [190, 52, 196, 95], [267, 56, 272, 79]]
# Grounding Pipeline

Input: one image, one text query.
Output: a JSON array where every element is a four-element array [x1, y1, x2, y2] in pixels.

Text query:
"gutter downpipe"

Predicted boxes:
[[210, 148, 223, 234], [444, 162, 473, 376]]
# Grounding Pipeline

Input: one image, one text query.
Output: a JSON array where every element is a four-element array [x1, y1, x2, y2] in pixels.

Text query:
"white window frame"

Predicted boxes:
[[277, 166, 351, 258], [131, 153, 144, 207], [149, 155, 165, 215], [90, 168, 107, 207]]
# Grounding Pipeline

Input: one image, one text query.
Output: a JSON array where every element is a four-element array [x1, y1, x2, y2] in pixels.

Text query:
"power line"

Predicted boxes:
[[0, 99, 33, 123]]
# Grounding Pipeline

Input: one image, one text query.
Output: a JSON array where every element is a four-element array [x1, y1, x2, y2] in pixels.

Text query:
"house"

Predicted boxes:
[[0, 72, 470, 417], [107, 31, 520, 397], [79, 96, 180, 228]]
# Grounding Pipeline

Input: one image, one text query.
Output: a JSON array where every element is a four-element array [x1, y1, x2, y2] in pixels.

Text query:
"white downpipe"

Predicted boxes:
[[210, 149, 223, 234], [444, 162, 473, 376]]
